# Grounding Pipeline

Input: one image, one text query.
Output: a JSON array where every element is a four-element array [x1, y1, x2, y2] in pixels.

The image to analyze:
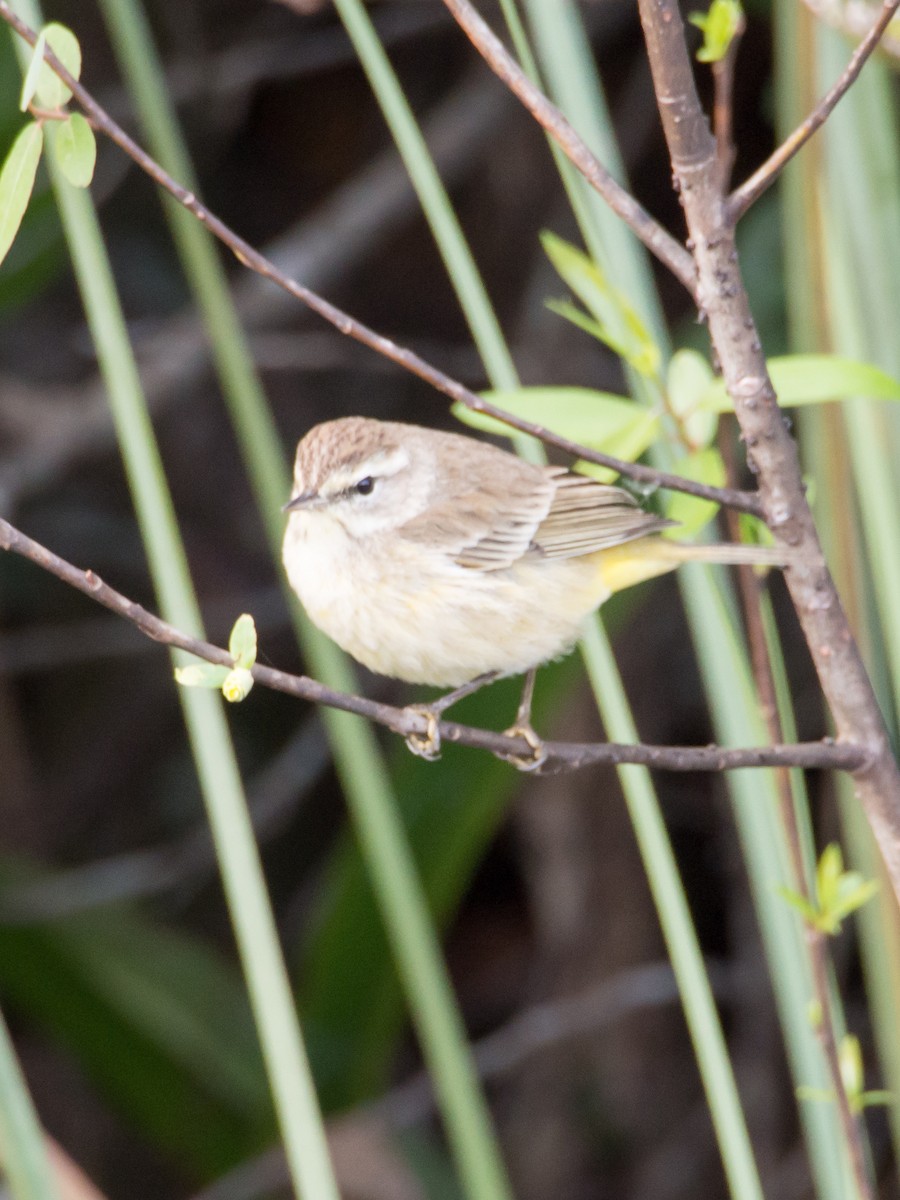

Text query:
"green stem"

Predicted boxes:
[[0, 1005, 59, 1200]]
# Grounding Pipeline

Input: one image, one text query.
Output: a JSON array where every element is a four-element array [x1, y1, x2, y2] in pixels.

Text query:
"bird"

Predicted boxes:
[[282, 416, 788, 766]]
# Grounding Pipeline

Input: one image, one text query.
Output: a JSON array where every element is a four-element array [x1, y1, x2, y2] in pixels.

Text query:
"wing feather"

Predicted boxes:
[[533, 469, 673, 559], [398, 454, 673, 571]]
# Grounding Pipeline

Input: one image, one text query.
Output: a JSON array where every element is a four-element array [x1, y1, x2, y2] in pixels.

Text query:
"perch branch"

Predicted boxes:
[[0, 518, 867, 776]]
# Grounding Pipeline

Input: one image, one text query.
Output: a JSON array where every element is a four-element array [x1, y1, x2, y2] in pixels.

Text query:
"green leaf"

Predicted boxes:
[[572, 411, 661, 483], [0, 122, 43, 270], [174, 662, 230, 689], [698, 355, 900, 412], [34, 23, 81, 110], [776, 885, 819, 925], [689, 0, 744, 62], [452, 389, 659, 463], [667, 349, 718, 449], [53, 112, 96, 188], [222, 668, 254, 703], [830, 876, 879, 923], [839, 1034, 864, 1100], [0, 875, 269, 1174], [542, 232, 662, 379], [662, 448, 726, 536], [19, 31, 47, 112], [228, 613, 257, 669], [816, 842, 843, 903]]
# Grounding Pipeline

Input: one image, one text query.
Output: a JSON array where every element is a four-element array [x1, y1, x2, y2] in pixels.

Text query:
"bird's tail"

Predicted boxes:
[[597, 535, 795, 596]]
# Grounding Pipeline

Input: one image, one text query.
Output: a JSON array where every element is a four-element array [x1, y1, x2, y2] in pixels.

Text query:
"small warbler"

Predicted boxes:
[[282, 416, 787, 763]]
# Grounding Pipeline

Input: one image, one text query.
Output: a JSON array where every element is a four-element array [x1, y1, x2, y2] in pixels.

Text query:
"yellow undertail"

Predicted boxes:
[[596, 536, 792, 596]]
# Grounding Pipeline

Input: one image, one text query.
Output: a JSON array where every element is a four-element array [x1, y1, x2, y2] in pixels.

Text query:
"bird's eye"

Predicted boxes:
[[355, 476, 375, 496]]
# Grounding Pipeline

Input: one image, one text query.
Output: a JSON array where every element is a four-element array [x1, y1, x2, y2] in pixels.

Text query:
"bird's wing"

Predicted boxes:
[[398, 465, 556, 570], [530, 469, 675, 560], [399, 464, 673, 570]]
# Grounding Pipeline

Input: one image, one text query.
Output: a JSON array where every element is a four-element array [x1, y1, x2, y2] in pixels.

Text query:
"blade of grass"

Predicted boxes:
[[578, 617, 765, 1200], [527, 6, 856, 1193], [0, 1003, 59, 1200], [93, 7, 513, 1199], [9, 7, 341, 1196], [778, 14, 900, 1179]]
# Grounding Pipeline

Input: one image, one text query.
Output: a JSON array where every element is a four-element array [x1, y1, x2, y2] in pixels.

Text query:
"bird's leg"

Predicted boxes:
[[501, 668, 547, 771], [404, 671, 500, 760]]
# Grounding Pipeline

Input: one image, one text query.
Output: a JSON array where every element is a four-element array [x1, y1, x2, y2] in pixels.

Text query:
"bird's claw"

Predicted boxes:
[[500, 722, 547, 772], [404, 705, 442, 761]]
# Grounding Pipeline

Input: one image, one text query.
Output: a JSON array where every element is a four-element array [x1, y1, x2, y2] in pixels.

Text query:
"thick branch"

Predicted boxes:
[[0, 518, 865, 776], [729, 0, 900, 219], [637, 0, 900, 906], [0, 3, 757, 516]]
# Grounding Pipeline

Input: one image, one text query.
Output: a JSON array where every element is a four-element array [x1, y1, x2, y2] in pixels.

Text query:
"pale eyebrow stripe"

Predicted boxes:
[[320, 446, 409, 495]]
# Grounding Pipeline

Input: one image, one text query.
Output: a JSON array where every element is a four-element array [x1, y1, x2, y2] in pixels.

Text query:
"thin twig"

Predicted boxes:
[[729, 0, 900, 220], [433, 0, 697, 295], [711, 12, 745, 188], [0, 517, 868, 775], [0, 2, 759, 515]]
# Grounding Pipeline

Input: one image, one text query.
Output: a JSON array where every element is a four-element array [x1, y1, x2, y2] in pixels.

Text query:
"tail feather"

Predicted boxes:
[[596, 535, 794, 596]]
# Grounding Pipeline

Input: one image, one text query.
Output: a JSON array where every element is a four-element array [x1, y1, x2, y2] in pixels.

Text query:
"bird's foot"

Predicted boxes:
[[500, 721, 547, 772], [404, 705, 443, 761]]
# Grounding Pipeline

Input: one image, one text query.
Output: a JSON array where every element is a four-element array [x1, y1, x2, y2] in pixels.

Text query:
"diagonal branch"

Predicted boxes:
[[436, 0, 697, 295], [0, 2, 759, 515], [729, 0, 900, 220], [0, 517, 866, 775]]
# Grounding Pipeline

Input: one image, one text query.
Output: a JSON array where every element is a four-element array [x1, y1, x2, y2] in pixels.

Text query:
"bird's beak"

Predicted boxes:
[[282, 490, 317, 513]]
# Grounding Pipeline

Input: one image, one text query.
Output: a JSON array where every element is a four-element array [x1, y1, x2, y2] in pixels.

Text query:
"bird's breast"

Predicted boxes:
[[283, 514, 613, 686]]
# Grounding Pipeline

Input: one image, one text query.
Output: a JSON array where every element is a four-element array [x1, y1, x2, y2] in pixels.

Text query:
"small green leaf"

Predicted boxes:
[[174, 663, 230, 690], [667, 349, 718, 448], [816, 842, 844, 908], [452, 390, 659, 465], [0, 123, 44, 270], [228, 613, 257, 669], [830, 876, 880, 923], [19, 31, 47, 112], [689, 0, 744, 62], [839, 1034, 864, 1103], [662, 448, 725, 536], [572, 411, 662, 483], [698, 355, 900, 412], [222, 668, 254, 703], [776, 885, 819, 926], [34, 23, 81, 109], [542, 232, 662, 379], [53, 113, 96, 188], [737, 511, 774, 547]]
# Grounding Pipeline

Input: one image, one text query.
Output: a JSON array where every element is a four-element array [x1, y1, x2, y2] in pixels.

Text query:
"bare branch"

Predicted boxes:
[[637, 0, 900, 907], [729, 0, 900, 220], [0, 3, 758, 515], [0, 518, 867, 775], [436, 0, 697, 295]]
